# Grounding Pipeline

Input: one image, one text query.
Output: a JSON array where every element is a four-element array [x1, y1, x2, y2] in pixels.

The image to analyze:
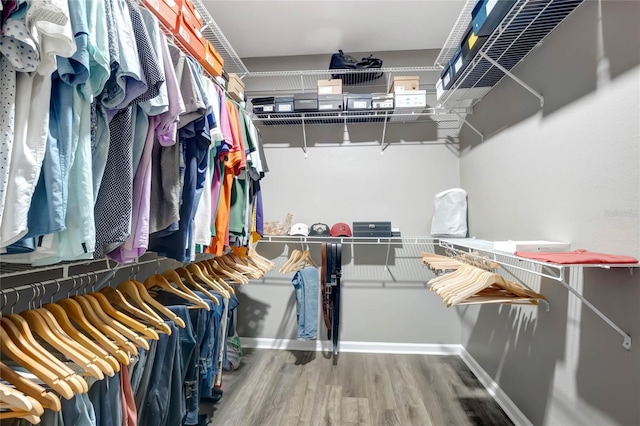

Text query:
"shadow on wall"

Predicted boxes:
[[234, 287, 272, 338], [576, 268, 640, 426], [463, 276, 568, 426], [460, 0, 640, 152]]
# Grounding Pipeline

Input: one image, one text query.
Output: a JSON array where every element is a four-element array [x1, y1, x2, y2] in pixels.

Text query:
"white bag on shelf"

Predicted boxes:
[[430, 188, 468, 237]]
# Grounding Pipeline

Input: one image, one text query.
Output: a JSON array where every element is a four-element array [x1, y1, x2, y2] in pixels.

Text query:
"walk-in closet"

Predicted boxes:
[[0, 0, 638, 425]]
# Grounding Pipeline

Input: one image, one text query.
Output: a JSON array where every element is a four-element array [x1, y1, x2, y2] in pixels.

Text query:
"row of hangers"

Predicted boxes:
[[279, 248, 318, 274], [421, 252, 547, 307], [0, 251, 275, 423]]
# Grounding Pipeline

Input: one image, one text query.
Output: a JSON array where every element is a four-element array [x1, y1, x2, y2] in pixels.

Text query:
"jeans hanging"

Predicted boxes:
[[291, 267, 319, 340]]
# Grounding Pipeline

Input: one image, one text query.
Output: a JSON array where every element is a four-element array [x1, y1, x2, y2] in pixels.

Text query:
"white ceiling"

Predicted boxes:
[[204, 1, 467, 59]]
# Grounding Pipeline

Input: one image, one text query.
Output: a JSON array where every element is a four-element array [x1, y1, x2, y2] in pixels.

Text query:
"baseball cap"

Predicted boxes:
[[330, 222, 352, 237], [289, 223, 309, 236], [308, 223, 330, 236]]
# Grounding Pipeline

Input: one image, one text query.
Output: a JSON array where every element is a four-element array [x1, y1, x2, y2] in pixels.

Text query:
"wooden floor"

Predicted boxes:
[[203, 349, 513, 426]]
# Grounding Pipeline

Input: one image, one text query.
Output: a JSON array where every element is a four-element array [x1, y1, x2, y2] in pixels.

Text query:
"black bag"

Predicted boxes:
[[329, 50, 383, 85]]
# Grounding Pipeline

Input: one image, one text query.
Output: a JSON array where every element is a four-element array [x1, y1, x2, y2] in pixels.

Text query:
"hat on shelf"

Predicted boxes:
[[330, 222, 352, 237], [289, 223, 309, 236], [308, 223, 330, 236]]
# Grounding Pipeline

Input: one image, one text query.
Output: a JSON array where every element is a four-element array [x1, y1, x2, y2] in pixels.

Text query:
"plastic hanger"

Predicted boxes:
[[0, 326, 75, 400], [99, 287, 171, 335], [146, 272, 210, 311], [0, 362, 61, 412], [173, 267, 220, 306], [55, 298, 131, 365], [19, 310, 105, 380], [1, 315, 87, 395], [75, 295, 150, 350], [41, 303, 120, 373], [89, 292, 160, 341], [118, 280, 186, 328]]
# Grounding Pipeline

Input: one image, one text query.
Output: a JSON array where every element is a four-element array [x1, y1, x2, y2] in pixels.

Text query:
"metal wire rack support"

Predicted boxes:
[[439, 239, 634, 350], [478, 52, 544, 107]]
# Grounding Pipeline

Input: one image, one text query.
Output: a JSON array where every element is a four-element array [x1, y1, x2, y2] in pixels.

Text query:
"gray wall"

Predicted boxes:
[[459, 1, 640, 425]]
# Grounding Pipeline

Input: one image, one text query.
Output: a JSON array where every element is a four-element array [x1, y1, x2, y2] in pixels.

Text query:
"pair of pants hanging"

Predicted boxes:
[[291, 267, 319, 340]]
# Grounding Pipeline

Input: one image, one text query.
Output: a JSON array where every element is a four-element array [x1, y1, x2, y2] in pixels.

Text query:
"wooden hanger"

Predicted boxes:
[[206, 258, 248, 285], [283, 249, 318, 272], [40, 304, 120, 377], [54, 298, 131, 366], [74, 295, 150, 350], [187, 263, 230, 299], [0, 410, 41, 424], [0, 326, 75, 400], [118, 280, 186, 328], [0, 362, 61, 412], [1, 315, 87, 395], [147, 272, 210, 311], [0, 382, 43, 415], [99, 287, 171, 335], [279, 249, 302, 273], [174, 267, 220, 306], [193, 262, 234, 296], [20, 310, 106, 380], [248, 248, 276, 271], [225, 253, 264, 278], [89, 292, 160, 341], [40, 303, 120, 373], [68, 296, 139, 356]]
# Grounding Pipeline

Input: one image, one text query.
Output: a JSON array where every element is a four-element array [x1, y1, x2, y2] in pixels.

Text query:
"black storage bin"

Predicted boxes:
[[251, 97, 276, 114], [294, 93, 319, 112], [275, 96, 294, 113], [346, 94, 372, 111], [318, 94, 344, 111], [460, 25, 488, 62], [352, 221, 392, 238], [472, 0, 517, 37]]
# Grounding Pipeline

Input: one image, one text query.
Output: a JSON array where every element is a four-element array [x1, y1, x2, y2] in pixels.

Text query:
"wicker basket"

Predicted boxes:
[[264, 213, 293, 236]]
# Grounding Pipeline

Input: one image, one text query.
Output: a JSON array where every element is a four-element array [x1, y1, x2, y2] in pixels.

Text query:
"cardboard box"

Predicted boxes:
[[317, 79, 343, 95], [141, 0, 180, 33], [227, 73, 245, 102], [394, 90, 427, 108], [199, 41, 224, 77], [390, 76, 420, 93], [176, 13, 206, 61]]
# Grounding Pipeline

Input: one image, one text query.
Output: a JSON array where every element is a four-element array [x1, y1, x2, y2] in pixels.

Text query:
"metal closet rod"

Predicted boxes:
[[0, 257, 164, 300]]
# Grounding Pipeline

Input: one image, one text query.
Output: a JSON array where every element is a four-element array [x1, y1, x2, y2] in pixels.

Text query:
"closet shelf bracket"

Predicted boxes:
[[301, 118, 308, 158], [380, 117, 389, 155], [452, 109, 484, 143], [478, 52, 544, 108]]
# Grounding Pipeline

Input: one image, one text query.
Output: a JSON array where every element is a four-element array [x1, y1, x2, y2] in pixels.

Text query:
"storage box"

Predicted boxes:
[[199, 41, 224, 77], [317, 79, 343, 95], [177, 0, 204, 26], [390, 76, 420, 93], [176, 13, 206, 61], [275, 96, 294, 113], [372, 93, 394, 110], [346, 94, 372, 111], [394, 90, 427, 108], [227, 73, 245, 102], [493, 240, 571, 254], [472, 0, 517, 37], [141, 0, 180, 33], [318, 94, 343, 111], [449, 48, 470, 87], [461, 26, 488, 62], [441, 62, 454, 90], [352, 222, 392, 238], [251, 97, 275, 114], [294, 93, 318, 112]]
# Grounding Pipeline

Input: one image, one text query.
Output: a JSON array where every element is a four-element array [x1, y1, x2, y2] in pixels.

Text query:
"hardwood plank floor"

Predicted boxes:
[[204, 349, 514, 426]]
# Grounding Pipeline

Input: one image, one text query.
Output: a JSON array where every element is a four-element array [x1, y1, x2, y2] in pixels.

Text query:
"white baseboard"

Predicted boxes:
[[239, 337, 461, 355], [460, 347, 533, 426], [240, 337, 532, 426]]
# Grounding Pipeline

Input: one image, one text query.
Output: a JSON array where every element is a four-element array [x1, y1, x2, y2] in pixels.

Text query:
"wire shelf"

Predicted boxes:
[[438, 0, 585, 106], [242, 67, 442, 97]]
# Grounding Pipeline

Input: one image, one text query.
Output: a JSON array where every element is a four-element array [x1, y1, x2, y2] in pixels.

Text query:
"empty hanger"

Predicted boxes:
[[174, 267, 220, 306], [99, 286, 171, 335], [89, 291, 160, 341], [0, 362, 61, 412], [117, 280, 186, 328], [146, 272, 210, 311]]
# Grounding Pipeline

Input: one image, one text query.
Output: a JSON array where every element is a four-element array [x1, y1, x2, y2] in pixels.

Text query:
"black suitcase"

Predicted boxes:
[[352, 221, 392, 238]]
